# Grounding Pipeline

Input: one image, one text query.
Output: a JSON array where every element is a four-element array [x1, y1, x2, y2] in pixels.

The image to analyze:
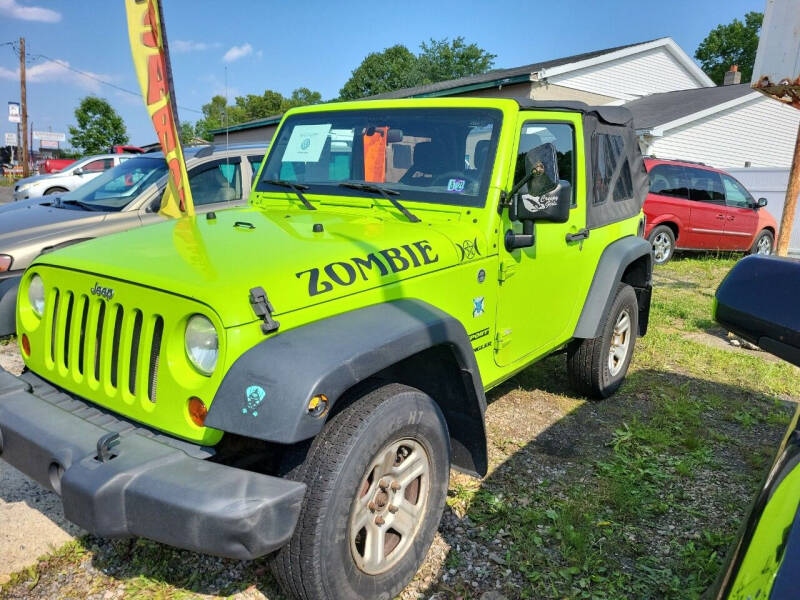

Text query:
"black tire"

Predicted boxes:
[[567, 283, 638, 399], [270, 383, 450, 600], [749, 229, 774, 256], [647, 225, 675, 265], [44, 187, 67, 195]]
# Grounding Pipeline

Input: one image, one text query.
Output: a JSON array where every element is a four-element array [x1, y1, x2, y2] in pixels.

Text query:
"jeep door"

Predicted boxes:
[[720, 173, 758, 250], [686, 167, 728, 249], [495, 116, 585, 367]]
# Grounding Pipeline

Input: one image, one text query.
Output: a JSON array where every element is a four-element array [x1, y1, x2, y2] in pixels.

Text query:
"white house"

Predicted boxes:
[[626, 83, 800, 168]]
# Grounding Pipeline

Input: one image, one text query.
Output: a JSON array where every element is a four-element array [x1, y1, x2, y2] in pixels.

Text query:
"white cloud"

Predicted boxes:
[[223, 43, 253, 63], [172, 40, 220, 53], [0, 59, 110, 92], [0, 0, 61, 22]]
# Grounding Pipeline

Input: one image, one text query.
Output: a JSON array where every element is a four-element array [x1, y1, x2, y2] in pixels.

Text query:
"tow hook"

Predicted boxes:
[[96, 432, 120, 463]]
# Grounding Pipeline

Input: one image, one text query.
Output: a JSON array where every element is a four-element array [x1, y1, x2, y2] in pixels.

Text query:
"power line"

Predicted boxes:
[[2, 41, 203, 115]]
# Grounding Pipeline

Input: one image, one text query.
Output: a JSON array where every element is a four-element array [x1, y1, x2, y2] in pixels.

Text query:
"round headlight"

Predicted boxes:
[[28, 274, 45, 317], [185, 314, 218, 375]]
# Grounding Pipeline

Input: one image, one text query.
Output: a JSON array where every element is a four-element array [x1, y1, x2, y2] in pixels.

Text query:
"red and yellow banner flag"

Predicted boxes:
[[125, 0, 193, 218]]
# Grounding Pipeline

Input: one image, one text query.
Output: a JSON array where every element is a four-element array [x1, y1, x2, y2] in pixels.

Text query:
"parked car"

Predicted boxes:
[[13, 154, 129, 201], [643, 158, 778, 264], [0, 143, 267, 336], [40, 158, 77, 174], [708, 255, 800, 599]]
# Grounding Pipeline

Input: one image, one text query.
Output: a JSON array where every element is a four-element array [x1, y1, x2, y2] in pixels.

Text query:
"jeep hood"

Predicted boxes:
[[35, 206, 485, 327]]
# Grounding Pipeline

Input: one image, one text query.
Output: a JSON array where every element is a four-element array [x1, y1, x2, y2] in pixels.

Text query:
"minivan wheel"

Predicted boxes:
[[750, 230, 774, 256], [567, 283, 639, 399], [648, 225, 675, 264], [270, 383, 450, 600]]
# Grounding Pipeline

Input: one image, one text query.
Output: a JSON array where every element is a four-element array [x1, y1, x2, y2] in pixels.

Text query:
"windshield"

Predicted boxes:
[[257, 108, 502, 208], [59, 156, 167, 211]]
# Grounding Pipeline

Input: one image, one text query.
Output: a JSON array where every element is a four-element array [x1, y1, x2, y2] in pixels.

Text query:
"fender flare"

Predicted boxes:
[[0, 277, 20, 337], [206, 298, 489, 476], [573, 236, 653, 339]]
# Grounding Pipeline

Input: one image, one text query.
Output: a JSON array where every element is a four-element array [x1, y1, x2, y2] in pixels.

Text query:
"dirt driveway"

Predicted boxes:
[[0, 340, 83, 584]]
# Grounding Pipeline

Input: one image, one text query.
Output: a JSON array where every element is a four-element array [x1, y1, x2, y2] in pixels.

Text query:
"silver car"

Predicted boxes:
[[0, 143, 267, 335], [13, 153, 129, 201]]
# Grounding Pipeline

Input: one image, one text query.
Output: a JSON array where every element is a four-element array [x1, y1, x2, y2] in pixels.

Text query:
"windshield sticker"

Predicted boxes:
[[282, 124, 332, 163], [447, 178, 466, 192]]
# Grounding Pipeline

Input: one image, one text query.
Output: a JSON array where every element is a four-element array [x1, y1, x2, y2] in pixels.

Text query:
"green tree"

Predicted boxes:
[[180, 121, 197, 145], [417, 37, 496, 84], [339, 45, 421, 100], [194, 88, 322, 140], [68, 96, 128, 154], [339, 38, 495, 101], [695, 11, 763, 85]]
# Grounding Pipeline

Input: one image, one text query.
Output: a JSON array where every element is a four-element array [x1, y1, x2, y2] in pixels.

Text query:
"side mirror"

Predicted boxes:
[[505, 143, 570, 251], [757, 197, 768, 208], [715, 255, 800, 366], [73, 168, 84, 176]]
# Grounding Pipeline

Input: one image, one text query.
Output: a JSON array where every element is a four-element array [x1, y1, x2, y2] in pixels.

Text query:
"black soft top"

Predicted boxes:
[[515, 99, 634, 127], [516, 98, 645, 229]]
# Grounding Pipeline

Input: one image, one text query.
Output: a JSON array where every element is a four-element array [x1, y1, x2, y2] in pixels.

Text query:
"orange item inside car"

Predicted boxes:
[[363, 127, 388, 183]]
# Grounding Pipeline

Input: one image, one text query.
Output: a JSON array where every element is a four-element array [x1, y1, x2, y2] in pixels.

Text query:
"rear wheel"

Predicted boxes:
[[44, 187, 67, 195], [270, 383, 450, 600], [750, 229, 774, 256], [648, 225, 675, 265], [567, 283, 638, 399]]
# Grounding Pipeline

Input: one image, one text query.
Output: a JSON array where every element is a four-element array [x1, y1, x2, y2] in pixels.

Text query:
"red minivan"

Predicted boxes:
[[643, 158, 777, 264]]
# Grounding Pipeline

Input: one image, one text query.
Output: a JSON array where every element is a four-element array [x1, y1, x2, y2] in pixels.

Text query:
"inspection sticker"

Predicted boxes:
[[447, 178, 466, 192]]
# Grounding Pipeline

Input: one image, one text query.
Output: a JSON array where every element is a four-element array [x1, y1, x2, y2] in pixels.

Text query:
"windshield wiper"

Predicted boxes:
[[60, 199, 104, 212], [261, 179, 316, 210], [338, 182, 420, 223]]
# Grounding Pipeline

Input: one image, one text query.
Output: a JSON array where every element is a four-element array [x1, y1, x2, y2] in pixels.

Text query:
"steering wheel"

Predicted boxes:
[[430, 171, 479, 191]]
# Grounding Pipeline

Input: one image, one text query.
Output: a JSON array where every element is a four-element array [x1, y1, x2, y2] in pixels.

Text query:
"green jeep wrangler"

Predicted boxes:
[[0, 98, 652, 599]]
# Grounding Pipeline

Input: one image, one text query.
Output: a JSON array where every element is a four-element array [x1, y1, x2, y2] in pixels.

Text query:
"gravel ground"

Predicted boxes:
[[0, 340, 83, 585]]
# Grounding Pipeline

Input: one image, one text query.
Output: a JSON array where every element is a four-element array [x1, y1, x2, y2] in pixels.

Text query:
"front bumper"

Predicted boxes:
[[0, 367, 306, 559]]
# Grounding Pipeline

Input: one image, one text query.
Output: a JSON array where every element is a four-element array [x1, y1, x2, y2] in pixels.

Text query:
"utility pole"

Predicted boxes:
[[777, 123, 800, 256], [19, 36, 29, 177]]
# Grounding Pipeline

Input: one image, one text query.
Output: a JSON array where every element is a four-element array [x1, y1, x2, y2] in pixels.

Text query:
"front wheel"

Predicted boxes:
[[750, 229, 774, 256], [270, 383, 450, 600], [648, 225, 675, 265], [567, 283, 639, 399], [44, 187, 67, 195]]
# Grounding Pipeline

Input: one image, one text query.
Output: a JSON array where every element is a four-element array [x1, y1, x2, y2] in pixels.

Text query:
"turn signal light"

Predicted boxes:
[[188, 397, 208, 427], [307, 394, 329, 418], [20, 334, 30, 356]]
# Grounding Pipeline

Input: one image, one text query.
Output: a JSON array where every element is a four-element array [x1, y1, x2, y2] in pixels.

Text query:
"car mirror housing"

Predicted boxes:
[[757, 197, 768, 208], [73, 168, 84, 176]]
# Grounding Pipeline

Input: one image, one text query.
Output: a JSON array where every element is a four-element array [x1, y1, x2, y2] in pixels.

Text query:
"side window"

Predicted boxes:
[[592, 133, 633, 205], [515, 122, 575, 205], [687, 168, 725, 204], [83, 159, 112, 173], [648, 164, 688, 198], [721, 174, 753, 208], [248, 155, 263, 185], [188, 160, 242, 206]]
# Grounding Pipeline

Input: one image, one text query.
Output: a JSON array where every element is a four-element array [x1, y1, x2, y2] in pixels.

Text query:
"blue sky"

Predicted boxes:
[[0, 0, 765, 148]]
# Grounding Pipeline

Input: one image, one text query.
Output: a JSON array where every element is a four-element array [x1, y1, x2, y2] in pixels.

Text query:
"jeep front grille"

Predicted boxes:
[[45, 287, 163, 404]]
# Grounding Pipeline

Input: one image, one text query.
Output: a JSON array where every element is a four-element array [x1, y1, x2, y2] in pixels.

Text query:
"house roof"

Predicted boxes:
[[626, 84, 761, 131], [364, 39, 664, 100], [209, 37, 712, 135]]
